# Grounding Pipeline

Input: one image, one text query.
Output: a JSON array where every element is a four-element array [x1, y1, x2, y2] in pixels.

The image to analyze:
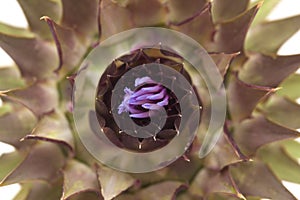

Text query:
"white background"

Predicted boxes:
[[0, 0, 300, 199]]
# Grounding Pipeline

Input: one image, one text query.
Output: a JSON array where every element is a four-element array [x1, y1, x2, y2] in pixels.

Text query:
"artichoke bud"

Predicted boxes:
[[95, 48, 200, 152]]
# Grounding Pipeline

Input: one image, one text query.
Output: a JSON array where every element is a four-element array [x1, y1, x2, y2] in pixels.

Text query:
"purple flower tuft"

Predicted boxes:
[[118, 77, 169, 118]]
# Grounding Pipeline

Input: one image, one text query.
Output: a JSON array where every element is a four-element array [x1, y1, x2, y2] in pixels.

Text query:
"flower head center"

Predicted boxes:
[[118, 76, 169, 119]]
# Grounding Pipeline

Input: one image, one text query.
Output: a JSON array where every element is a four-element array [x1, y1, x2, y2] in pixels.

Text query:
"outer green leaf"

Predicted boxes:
[[176, 193, 199, 200], [111, 0, 130, 7], [62, 160, 99, 200], [0, 25, 59, 79], [0, 22, 33, 37], [258, 143, 300, 184], [250, 0, 280, 27], [129, 167, 169, 188], [0, 67, 25, 91], [61, 0, 98, 40], [126, 0, 166, 27], [0, 151, 26, 183], [211, 0, 249, 23], [209, 52, 239, 77], [13, 184, 31, 200], [190, 168, 236, 197], [57, 78, 73, 113], [17, 0, 62, 38], [131, 153, 202, 188], [239, 53, 300, 87], [0, 100, 37, 148], [72, 129, 101, 167], [0, 103, 12, 117], [96, 165, 135, 200], [101, 0, 133, 39], [6, 80, 58, 117], [14, 179, 62, 200], [41, 17, 86, 73], [25, 182, 63, 200], [233, 114, 300, 156], [14, 180, 63, 200], [230, 161, 297, 200], [131, 144, 203, 187], [207, 192, 242, 200], [245, 15, 300, 56], [176, 192, 200, 200], [24, 111, 74, 153], [170, 3, 215, 51], [115, 135, 200, 185], [227, 73, 273, 122], [277, 74, 300, 100], [67, 111, 103, 168], [213, 4, 260, 53], [163, 154, 203, 183], [261, 95, 300, 129], [101, 0, 166, 39], [204, 133, 241, 170], [1, 142, 65, 185], [142, 181, 186, 200], [166, 0, 207, 24], [245, 197, 262, 200], [282, 140, 300, 161], [68, 192, 103, 200], [116, 181, 187, 200]]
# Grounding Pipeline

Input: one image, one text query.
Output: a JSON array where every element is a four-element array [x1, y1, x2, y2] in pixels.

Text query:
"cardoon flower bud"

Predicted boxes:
[[74, 28, 226, 173], [95, 48, 199, 152]]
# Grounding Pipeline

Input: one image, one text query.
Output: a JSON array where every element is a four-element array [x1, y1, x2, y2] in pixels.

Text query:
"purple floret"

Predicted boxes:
[[118, 76, 169, 118]]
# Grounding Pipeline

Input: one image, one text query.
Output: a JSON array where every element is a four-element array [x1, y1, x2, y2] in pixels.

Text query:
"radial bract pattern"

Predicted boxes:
[[96, 48, 198, 152]]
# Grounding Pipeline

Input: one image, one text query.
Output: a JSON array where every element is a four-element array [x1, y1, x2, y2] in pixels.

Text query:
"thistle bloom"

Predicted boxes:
[[1, 0, 300, 199], [95, 48, 192, 152], [118, 76, 169, 119]]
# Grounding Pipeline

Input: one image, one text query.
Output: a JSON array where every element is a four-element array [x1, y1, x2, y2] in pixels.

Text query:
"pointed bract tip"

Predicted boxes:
[[40, 16, 51, 22], [257, 0, 264, 9]]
